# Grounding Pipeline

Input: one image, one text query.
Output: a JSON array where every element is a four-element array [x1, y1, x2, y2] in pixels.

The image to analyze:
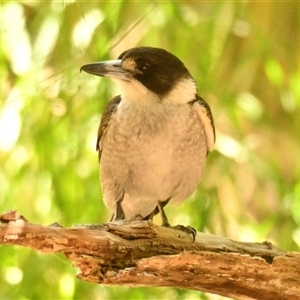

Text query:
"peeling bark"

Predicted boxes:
[[1, 210, 299, 300]]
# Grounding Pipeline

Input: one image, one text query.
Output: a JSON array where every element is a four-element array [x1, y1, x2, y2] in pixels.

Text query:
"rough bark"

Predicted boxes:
[[0, 210, 299, 300]]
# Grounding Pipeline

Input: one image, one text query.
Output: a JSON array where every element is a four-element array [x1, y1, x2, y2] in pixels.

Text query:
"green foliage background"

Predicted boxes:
[[0, 1, 300, 299]]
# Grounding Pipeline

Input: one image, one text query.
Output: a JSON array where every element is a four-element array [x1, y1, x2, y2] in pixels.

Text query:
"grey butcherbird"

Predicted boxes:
[[81, 46, 215, 239]]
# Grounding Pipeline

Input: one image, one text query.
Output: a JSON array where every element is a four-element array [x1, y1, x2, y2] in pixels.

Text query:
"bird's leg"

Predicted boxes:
[[110, 198, 125, 221], [143, 210, 156, 222], [143, 198, 170, 222], [157, 201, 197, 242], [157, 201, 171, 227], [115, 199, 125, 220], [111, 196, 144, 222]]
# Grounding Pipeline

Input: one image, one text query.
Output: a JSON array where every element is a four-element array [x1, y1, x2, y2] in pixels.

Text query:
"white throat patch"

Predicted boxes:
[[114, 78, 160, 104], [114, 76, 196, 105], [164, 77, 197, 104]]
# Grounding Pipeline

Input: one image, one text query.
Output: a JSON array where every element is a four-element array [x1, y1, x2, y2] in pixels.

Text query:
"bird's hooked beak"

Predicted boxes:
[[80, 59, 131, 81]]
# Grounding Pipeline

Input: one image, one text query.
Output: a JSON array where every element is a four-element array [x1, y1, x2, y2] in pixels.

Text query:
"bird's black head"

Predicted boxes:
[[81, 47, 193, 97], [118, 47, 192, 95]]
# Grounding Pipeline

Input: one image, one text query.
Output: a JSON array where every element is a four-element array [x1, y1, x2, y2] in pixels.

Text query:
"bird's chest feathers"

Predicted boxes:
[[100, 95, 207, 206], [103, 98, 204, 178], [112, 100, 192, 147]]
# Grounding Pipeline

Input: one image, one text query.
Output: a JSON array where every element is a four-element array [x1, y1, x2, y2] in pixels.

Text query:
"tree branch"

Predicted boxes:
[[1, 210, 299, 300]]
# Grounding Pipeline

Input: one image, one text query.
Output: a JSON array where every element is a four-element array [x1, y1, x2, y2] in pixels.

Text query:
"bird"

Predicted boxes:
[[80, 46, 215, 239]]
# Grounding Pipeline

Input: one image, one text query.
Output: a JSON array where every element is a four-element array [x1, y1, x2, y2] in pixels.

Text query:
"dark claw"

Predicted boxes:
[[171, 224, 197, 242], [155, 200, 197, 242]]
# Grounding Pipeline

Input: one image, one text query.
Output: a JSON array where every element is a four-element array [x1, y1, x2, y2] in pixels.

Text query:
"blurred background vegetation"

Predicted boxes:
[[0, 1, 299, 299]]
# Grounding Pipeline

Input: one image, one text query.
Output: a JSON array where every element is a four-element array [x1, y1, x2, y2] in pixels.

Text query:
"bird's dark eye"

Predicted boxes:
[[137, 61, 150, 71]]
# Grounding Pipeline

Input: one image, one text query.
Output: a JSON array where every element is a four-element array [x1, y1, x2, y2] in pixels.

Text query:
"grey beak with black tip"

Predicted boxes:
[[80, 59, 131, 81]]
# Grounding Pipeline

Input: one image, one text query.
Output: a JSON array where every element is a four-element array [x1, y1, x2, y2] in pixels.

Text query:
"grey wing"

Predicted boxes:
[[189, 94, 216, 153], [96, 95, 122, 160]]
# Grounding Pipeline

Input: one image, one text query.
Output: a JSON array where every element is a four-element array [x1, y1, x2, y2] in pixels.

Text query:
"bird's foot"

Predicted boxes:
[[128, 214, 144, 222], [114, 214, 145, 225], [163, 223, 197, 242]]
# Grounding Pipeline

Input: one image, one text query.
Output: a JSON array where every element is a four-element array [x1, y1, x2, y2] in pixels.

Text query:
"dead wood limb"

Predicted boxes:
[[0, 210, 299, 300]]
